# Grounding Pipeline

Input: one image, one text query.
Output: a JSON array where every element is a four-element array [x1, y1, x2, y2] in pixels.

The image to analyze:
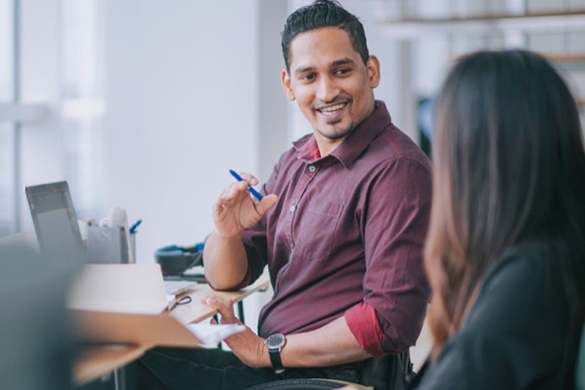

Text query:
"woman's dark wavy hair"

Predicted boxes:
[[281, 0, 369, 73], [425, 49, 585, 352]]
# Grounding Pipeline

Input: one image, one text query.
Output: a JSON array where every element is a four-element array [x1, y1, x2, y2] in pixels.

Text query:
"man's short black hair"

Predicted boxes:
[[281, 0, 370, 73]]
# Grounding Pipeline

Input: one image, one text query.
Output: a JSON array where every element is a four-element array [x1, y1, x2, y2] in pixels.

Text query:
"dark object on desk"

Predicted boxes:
[[155, 244, 203, 276], [163, 273, 207, 283]]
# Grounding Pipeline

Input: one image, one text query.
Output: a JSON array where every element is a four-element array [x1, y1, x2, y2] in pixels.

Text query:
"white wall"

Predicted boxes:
[[103, 1, 261, 263]]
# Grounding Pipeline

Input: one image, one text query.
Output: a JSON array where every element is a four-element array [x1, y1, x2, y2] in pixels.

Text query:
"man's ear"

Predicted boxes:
[[367, 55, 381, 89], [281, 69, 295, 101]]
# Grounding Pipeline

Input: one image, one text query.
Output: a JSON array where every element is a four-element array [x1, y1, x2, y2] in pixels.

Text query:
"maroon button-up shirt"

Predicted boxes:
[[242, 101, 432, 357]]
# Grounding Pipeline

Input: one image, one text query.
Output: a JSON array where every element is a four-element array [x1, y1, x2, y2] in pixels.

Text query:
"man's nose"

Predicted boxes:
[[315, 76, 339, 102]]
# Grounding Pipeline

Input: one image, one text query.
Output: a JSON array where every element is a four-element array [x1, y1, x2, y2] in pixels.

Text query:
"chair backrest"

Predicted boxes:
[[244, 378, 372, 390], [577, 322, 585, 390]]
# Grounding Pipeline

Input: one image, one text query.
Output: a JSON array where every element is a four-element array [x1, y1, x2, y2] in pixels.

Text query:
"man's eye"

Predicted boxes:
[[301, 74, 316, 81], [335, 68, 351, 76]]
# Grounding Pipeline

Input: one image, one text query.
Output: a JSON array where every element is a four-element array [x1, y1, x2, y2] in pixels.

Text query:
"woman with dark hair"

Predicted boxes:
[[403, 49, 585, 389]]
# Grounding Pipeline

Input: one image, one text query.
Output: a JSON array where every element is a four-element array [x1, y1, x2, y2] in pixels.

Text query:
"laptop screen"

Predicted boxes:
[[25, 181, 86, 264]]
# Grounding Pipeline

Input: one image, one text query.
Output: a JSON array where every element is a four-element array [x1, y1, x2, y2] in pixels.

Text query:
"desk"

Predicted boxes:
[[73, 271, 271, 386]]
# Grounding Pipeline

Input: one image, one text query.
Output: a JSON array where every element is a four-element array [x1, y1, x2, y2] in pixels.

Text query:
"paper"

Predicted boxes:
[[186, 323, 246, 348]]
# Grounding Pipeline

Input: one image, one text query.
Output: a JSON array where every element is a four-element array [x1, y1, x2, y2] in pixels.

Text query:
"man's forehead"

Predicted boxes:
[[292, 57, 357, 76], [289, 26, 352, 51], [288, 27, 360, 72]]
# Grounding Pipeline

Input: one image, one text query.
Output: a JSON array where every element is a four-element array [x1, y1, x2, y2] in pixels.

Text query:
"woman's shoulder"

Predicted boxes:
[[409, 238, 582, 390], [469, 238, 578, 335], [483, 238, 566, 288]]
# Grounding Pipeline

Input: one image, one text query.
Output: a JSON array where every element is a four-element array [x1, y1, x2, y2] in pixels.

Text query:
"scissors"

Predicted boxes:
[[177, 295, 192, 305], [167, 295, 192, 311]]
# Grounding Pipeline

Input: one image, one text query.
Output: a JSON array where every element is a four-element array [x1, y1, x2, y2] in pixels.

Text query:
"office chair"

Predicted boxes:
[[577, 322, 585, 390], [245, 351, 412, 390], [245, 378, 371, 390]]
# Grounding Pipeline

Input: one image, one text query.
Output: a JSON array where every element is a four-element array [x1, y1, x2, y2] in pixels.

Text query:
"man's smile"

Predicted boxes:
[[315, 100, 349, 121]]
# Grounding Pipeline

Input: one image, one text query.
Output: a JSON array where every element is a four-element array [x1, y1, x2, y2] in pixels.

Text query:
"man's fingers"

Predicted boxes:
[[220, 181, 249, 202], [236, 172, 259, 186], [255, 194, 278, 215], [203, 295, 238, 323]]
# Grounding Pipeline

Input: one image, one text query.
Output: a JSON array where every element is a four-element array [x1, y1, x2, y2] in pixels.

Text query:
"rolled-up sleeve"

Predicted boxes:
[[346, 158, 432, 356]]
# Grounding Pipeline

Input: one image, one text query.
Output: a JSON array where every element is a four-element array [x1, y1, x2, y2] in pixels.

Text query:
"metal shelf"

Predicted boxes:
[[546, 54, 585, 63], [378, 9, 585, 38], [545, 54, 585, 71]]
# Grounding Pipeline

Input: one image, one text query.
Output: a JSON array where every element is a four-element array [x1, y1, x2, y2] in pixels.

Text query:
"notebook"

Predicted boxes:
[[25, 181, 86, 264]]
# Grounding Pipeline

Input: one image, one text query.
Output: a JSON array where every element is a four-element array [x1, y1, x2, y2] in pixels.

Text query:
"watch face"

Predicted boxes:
[[266, 333, 286, 349]]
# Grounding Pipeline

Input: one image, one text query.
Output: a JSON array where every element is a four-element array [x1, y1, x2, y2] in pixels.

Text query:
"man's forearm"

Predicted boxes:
[[280, 316, 371, 368], [203, 232, 249, 290], [210, 296, 372, 369]]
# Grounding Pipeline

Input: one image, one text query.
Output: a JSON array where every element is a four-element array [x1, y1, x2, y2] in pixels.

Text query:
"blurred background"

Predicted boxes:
[[1, 0, 584, 263]]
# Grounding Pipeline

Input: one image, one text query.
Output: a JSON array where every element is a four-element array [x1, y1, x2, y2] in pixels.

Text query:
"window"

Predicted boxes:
[[0, 0, 105, 238], [0, 0, 16, 235]]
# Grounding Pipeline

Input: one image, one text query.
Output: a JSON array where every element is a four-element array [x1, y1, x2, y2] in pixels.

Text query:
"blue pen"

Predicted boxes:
[[129, 219, 142, 234], [229, 169, 264, 200]]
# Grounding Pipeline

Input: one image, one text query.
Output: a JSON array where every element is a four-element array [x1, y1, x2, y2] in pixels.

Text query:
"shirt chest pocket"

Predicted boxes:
[[294, 201, 344, 260]]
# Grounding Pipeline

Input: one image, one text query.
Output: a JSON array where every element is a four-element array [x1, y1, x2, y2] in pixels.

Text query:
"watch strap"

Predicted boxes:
[[268, 348, 284, 373], [266, 333, 286, 373]]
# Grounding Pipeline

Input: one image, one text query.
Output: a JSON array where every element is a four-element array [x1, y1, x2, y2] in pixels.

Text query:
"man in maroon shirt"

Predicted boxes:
[[132, 1, 432, 389]]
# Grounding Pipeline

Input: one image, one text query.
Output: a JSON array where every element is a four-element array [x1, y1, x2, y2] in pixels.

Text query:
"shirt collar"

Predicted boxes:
[[293, 100, 391, 168]]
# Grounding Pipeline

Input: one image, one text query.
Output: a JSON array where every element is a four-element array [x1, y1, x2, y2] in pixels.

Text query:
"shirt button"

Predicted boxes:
[[290, 205, 296, 212], [308, 165, 316, 173]]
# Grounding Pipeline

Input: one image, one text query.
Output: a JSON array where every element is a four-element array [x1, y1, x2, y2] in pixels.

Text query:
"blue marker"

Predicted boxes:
[[229, 169, 264, 200], [129, 219, 142, 234]]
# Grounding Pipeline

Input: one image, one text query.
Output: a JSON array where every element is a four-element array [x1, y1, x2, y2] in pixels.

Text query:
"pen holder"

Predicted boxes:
[[130, 232, 137, 262], [86, 225, 134, 264]]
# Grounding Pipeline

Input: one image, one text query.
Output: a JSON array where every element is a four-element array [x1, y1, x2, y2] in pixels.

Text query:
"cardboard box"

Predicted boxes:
[[72, 310, 204, 348]]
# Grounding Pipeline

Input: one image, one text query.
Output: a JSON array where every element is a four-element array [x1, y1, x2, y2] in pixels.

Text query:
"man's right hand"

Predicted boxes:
[[211, 172, 278, 238], [204, 173, 277, 290]]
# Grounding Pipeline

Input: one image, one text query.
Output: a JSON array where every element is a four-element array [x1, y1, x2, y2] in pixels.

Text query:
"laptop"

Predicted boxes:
[[25, 180, 197, 295], [25, 181, 87, 264]]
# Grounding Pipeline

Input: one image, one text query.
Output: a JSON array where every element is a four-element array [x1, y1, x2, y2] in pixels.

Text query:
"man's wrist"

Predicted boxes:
[[212, 229, 244, 241], [265, 333, 287, 373]]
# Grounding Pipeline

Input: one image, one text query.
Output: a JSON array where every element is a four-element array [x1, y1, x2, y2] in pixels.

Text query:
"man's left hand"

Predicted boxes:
[[202, 295, 268, 368]]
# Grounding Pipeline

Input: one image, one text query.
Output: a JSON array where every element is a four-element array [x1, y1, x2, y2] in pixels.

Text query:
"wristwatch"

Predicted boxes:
[[265, 333, 287, 373]]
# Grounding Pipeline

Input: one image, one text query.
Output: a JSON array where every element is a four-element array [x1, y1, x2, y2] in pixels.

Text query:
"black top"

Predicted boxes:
[[409, 239, 584, 390]]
